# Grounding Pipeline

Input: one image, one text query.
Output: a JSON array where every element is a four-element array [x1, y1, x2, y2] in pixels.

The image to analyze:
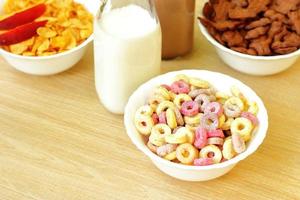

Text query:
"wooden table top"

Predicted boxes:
[[1, 1, 300, 199]]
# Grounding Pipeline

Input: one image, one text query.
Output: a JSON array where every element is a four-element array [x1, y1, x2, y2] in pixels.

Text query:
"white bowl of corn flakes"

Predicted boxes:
[[0, 0, 99, 75], [124, 70, 268, 181]]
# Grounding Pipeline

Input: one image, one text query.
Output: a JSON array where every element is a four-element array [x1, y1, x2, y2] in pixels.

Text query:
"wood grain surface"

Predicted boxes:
[[0, 1, 300, 199]]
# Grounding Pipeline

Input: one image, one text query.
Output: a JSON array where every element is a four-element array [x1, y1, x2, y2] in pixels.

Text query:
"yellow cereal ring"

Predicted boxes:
[[216, 91, 230, 100], [176, 143, 199, 164], [218, 114, 226, 128], [149, 124, 171, 146], [134, 115, 154, 136], [169, 91, 177, 101], [225, 97, 244, 110], [230, 85, 247, 102], [175, 127, 195, 144], [164, 151, 177, 161], [173, 94, 192, 108], [189, 77, 210, 89], [155, 86, 171, 101], [184, 113, 203, 125], [156, 101, 175, 115], [135, 105, 153, 119], [247, 101, 259, 115], [221, 117, 234, 130], [148, 94, 165, 110], [230, 117, 253, 142], [222, 137, 236, 160], [174, 74, 190, 83], [165, 127, 188, 144], [200, 145, 222, 164], [185, 124, 198, 133], [166, 108, 177, 129], [224, 97, 244, 118]]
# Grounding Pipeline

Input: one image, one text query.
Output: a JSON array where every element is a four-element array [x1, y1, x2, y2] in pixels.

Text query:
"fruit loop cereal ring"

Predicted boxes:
[[182, 127, 195, 144], [232, 132, 246, 154], [149, 124, 171, 146], [207, 129, 225, 138], [164, 151, 177, 161], [188, 88, 214, 99], [195, 94, 210, 112], [241, 112, 259, 126], [158, 111, 167, 124], [194, 127, 208, 149], [204, 102, 224, 117], [174, 94, 192, 108], [171, 80, 190, 94], [194, 158, 214, 166], [180, 101, 199, 117], [207, 137, 224, 146], [148, 94, 165, 110], [157, 143, 178, 157], [221, 117, 234, 130], [184, 113, 203, 125], [156, 101, 175, 115], [222, 138, 236, 160], [166, 108, 177, 129], [135, 105, 153, 119], [172, 126, 183, 134], [201, 113, 219, 131], [189, 77, 210, 89], [165, 127, 188, 144], [247, 101, 259, 115], [218, 114, 226, 128], [224, 97, 244, 116], [174, 107, 185, 126], [161, 84, 171, 91], [152, 113, 159, 125], [185, 124, 198, 132], [216, 91, 229, 100], [200, 145, 222, 164], [230, 117, 253, 142], [155, 86, 171, 101], [134, 115, 154, 136], [147, 140, 158, 153], [231, 86, 247, 102], [174, 74, 190, 83], [176, 143, 199, 164]]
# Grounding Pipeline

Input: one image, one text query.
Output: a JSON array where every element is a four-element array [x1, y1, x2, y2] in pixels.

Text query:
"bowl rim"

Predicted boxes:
[[124, 69, 269, 171], [198, 21, 300, 60], [0, 34, 93, 60]]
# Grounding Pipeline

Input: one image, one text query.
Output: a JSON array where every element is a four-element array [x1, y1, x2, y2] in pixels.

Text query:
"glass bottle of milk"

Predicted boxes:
[[94, 0, 162, 114]]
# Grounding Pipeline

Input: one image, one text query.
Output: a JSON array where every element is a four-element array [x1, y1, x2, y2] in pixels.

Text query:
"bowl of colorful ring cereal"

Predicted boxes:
[[0, 0, 99, 75], [124, 70, 268, 181]]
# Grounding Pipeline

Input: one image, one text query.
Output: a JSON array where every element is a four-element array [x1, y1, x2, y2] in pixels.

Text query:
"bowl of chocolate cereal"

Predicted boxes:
[[198, 0, 300, 76]]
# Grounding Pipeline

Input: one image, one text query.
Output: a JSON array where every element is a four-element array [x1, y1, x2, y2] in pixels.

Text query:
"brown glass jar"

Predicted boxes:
[[154, 0, 195, 59]]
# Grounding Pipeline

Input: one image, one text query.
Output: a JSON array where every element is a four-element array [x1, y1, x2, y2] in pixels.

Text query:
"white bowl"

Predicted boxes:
[[0, 0, 100, 75], [124, 70, 268, 181], [198, 16, 300, 76]]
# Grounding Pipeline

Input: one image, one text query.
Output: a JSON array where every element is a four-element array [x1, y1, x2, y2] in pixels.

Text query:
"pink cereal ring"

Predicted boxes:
[[204, 102, 223, 117], [158, 112, 167, 124], [157, 143, 178, 157], [152, 113, 159, 124], [170, 81, 190, 94], [194, 158, 214, 166], [194, 127, 208, 149], [194, 94, 210, 112], [161, 84, 171, 91], [180, 101, 199, 116], [207, 129, 225, 138], [241, 112, 259, 126], [201, 113, 219, 131]]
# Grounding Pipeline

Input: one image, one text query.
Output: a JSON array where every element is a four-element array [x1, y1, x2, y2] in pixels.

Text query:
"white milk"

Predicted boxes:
[[94, 4, 161, 114]]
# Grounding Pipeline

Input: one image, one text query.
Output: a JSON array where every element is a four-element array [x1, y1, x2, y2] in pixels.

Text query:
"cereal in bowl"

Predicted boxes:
[[134, 74, 259, 166], [0, 0, 93, 56]]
